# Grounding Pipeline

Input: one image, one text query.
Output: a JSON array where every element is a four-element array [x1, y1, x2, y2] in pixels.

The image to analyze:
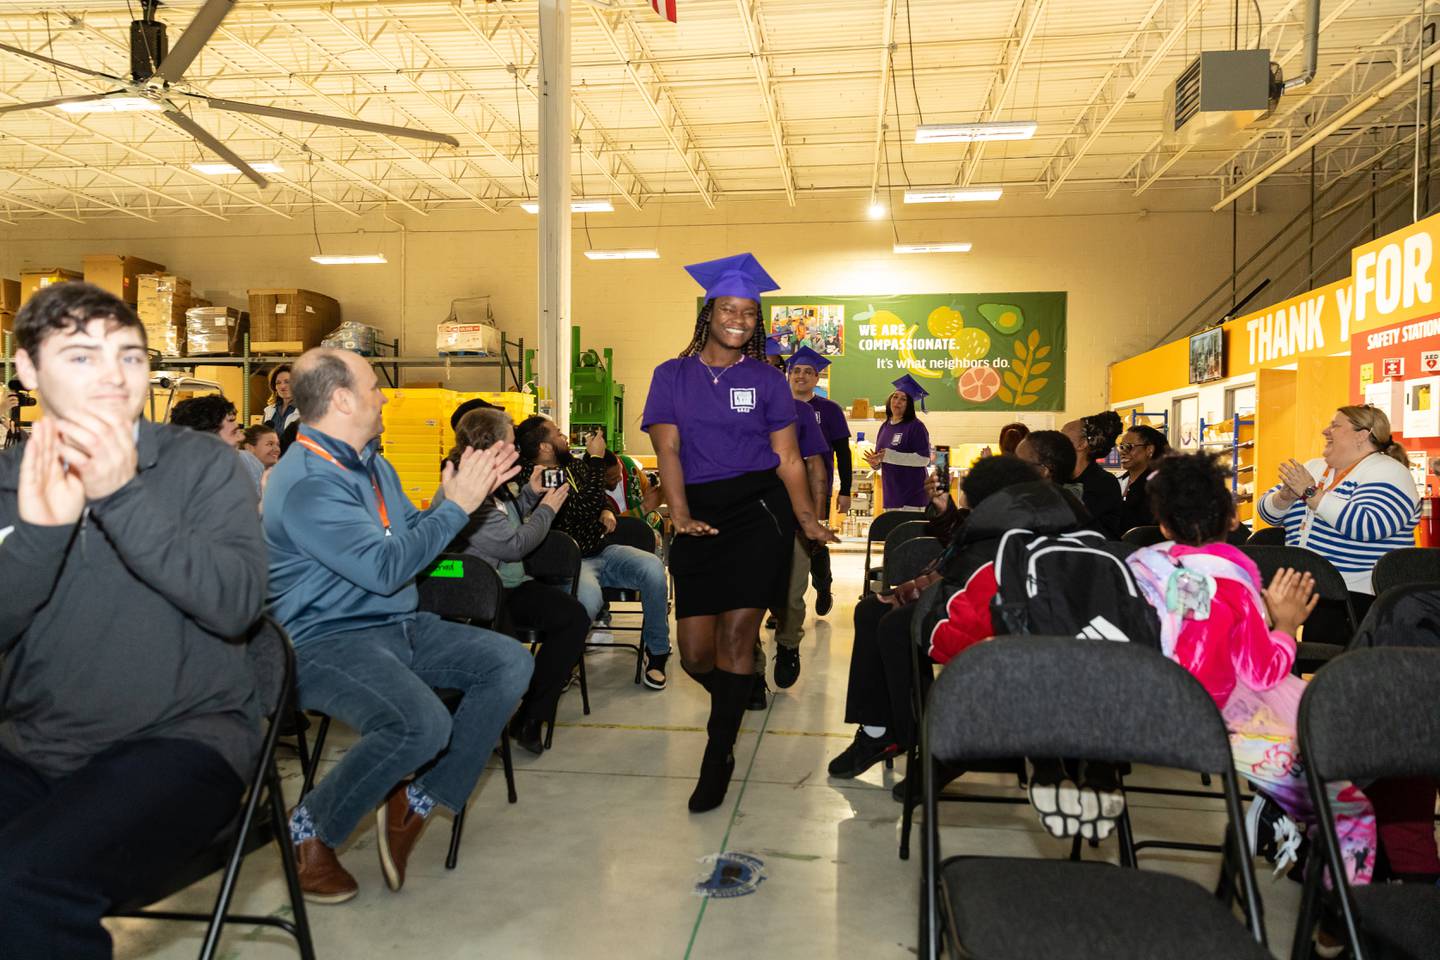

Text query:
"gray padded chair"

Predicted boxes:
[[1294, 648, 1440, 960], [882, 535, 942, 592], [1120, 525, 1166, 547], [1247, 525, 1287, 546], [1371, 547, 1440, 596], [919, 637, 1268, 960], [861, 510, 924, 597]]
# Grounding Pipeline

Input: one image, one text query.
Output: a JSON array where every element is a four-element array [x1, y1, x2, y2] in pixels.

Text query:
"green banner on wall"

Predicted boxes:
[[759, 292, 1067, 412]]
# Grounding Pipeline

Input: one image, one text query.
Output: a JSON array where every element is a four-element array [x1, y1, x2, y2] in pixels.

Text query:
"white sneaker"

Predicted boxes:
[[1245, 795, 1303, 877]]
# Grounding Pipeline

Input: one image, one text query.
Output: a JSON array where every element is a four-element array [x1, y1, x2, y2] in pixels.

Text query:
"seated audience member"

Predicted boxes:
[[450, 397, 501, 434], [998, 421, 1030, 455], [1127, 453, 1376, 896], [171, 393, 245, 448], [1116, 423, 1168, 533], [1014, 428, 1077, 487], [437, 408, 588, 753], [239, 423, 282, 495], [602, 450, 663, 522], [265, 347, 533, 903], [515, 415, 673, 688], [0, 282, 266, 956], [828, 456, 1041, 778], [1257, 404, 1420, 618], [1060, 411, 1126, 539]]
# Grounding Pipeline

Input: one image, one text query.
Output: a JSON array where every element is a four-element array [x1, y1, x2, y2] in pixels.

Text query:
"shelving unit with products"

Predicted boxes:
[[1198, 413, 1256, 521]]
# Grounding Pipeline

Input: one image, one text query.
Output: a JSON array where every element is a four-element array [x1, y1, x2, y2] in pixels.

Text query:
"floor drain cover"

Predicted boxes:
[[694, 852, 766, 899]]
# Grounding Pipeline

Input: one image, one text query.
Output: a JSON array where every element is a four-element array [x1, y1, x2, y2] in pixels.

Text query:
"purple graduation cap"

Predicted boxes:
[[764, 335, 786, 356], [685, 252, 780, 303], [787, 344, 831, 372], [891, 373, 930, 412]]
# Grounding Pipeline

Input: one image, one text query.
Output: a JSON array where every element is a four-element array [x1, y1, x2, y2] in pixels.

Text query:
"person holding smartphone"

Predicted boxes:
[[644, 253, 836, 813]]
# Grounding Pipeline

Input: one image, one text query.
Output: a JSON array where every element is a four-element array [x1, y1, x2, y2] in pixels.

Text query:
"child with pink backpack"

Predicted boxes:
[[1126, 453, 1376, 907]]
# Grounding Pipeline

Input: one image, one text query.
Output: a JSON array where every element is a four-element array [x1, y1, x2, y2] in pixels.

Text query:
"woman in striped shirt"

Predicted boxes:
[[1257, 404, 1419, 615]]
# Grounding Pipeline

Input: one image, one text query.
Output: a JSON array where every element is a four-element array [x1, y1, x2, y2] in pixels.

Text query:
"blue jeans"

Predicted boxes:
[[295, 613, 533, 848], [577, 544, 672, 656]]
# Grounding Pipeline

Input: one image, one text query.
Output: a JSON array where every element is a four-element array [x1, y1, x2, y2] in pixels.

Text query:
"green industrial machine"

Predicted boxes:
[[567, 326, 625, 451]]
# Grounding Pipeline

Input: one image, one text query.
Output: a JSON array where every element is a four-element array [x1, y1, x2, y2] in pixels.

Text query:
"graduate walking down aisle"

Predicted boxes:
[[642, 253, 837, 813], [867, 375, 932, 510]]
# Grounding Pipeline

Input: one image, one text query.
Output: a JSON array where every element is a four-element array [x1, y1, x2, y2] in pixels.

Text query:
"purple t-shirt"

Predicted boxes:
[[793, 398, 828, 459], [642, 355, 796, 485], [875, 417, 931, 508], [806, 395, 851, 501]]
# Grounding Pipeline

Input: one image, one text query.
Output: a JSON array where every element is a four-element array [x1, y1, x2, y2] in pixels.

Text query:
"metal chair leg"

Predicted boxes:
[[634, 644, 644, 685], [500, 729, 518, 804], [445, 807, 465, 870], [270, 777, 318, 960], [300, 715, 331, 798], [578, 655, 591, 716]]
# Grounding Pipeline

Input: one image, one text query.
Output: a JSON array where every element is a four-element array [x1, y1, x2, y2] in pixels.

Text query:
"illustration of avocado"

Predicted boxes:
[[978, 303, 1024, 335]]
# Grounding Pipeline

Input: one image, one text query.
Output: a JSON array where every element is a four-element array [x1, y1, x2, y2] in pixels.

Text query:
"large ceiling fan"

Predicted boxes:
[[0, 0, 459, 188]]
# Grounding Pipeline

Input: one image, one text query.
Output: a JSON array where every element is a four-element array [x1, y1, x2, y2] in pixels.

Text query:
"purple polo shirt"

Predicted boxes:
[[806, 395, 851, 501], [794, 398, 828, 459], [643, 355, 796, 485], [875, 417, 932, 508]]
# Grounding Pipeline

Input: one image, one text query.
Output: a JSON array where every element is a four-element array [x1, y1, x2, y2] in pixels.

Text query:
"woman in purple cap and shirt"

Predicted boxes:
[[643, 253, 836, 813]]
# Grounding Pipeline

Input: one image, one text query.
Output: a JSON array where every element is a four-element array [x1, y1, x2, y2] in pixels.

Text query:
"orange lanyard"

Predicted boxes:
[[295, 431, 392, 536], [1315, 460, 1362, 501]]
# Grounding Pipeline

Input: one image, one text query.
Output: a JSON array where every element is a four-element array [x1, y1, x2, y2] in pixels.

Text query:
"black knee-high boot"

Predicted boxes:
[[689, 668, 751, 813]]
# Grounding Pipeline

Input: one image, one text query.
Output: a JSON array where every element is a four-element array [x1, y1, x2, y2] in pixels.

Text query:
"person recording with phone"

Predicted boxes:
[[437, 408, 587, 756], [515, 415, 674, 689]]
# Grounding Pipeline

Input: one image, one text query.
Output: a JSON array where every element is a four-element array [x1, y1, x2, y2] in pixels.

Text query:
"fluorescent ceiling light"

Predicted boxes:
[[583, 249, 660, 261], [867, 202, 888, 219], [893, 242, 972, 254], [520, 199, 615, 213], [915, 121, 1037, 143], [58, 96, 163, 114], [904, 187, 1003, 203], [191, 162, 285, 175], [311, 254, 388, 265]]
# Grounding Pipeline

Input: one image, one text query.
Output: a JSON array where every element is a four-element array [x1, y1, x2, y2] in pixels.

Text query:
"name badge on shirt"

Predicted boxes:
[[891, 433, 903, 446], [730, 388, 757, 413]]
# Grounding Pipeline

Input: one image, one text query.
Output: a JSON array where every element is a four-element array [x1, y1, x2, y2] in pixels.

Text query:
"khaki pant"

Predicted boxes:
[[754, 538, 811, 674]]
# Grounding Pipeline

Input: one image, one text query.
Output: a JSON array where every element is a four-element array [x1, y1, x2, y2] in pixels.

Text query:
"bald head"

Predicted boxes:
[[291, 347, 356, 422]]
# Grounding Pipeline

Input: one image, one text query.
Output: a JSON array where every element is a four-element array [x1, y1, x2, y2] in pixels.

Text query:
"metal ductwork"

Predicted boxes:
[[1282, 0, 1321, 91]]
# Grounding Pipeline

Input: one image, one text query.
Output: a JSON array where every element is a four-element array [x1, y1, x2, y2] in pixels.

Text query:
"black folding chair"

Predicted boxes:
[[587, 515, 666, 684], [1247, 525, 1287, 546], [296, 554, 519, 872], [1371, 547, 1440, 596], [1120, 525, 1167, 547], [111, 617, 316, 960], [920, 637, 1268, 960], [867, 519, 930, 593], [882, 535, 942, 591], [1294, 648, 1440, 960], [1239, 543, 1356, 668], [522, 530, 590, 747], [861, 510, 923, 598]]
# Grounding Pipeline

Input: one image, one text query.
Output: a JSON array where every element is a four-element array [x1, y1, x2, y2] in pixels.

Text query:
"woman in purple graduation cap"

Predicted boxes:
[[642, 253, 837, 814], [865, 375, 933, 510]]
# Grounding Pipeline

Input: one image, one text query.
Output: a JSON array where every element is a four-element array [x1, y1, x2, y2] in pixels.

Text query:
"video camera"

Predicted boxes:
[[7, 379, 37, 411]]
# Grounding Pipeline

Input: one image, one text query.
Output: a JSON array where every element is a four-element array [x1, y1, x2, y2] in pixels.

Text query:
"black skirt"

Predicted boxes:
[[670, 469, 796, 619]]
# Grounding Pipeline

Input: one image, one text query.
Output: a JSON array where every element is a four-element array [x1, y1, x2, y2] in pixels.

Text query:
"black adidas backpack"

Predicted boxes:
[[989, 528, 1160, 647]]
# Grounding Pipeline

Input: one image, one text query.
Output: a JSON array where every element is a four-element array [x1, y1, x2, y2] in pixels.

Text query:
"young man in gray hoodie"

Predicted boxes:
[[0, 282, 267, 959]]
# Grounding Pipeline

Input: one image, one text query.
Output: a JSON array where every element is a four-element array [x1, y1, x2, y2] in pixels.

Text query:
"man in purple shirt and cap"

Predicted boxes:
[[785, 345, 852, 624]]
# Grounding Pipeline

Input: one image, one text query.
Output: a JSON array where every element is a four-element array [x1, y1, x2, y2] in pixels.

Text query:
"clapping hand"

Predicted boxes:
[[540, 483, 570, 514], [586, 429, 607, 459], [1263, 567, 1319, 637], [17, 419, 86, 527], [1278, 460, 1314, 501], [443, 443, 521, 513], [52, 408, 138, 502]]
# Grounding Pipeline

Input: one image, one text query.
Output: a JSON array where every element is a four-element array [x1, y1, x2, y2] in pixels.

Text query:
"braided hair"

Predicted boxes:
[[678, 298, 768, 360]]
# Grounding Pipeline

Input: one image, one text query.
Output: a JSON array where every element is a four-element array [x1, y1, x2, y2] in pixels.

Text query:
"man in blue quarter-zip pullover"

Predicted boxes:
[[0, 283, 265, 960], [264, 347, 532, 904]]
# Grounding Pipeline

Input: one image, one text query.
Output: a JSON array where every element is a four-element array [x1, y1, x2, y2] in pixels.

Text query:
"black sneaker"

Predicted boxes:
[[747, 672, 769, 711], [764, 615, 778, 630], [773, 646, 800, 689], [827, 728, 901, 778], [815, 590, 834, 617]]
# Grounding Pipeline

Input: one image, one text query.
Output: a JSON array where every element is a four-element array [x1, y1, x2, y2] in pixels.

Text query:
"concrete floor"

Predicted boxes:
[[109, 552, 1307, 959]]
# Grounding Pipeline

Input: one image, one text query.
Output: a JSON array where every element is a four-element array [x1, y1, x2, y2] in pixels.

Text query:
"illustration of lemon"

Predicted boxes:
[[951, 327, 991, 363], [927, 305, 964, 340]]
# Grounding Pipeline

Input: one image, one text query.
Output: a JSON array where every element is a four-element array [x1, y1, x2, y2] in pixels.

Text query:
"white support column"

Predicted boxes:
[[538, 0, 572, 431]]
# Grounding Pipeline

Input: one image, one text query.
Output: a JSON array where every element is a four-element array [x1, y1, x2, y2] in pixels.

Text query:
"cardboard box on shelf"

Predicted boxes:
[[20, 268, 83, 305], [2, 278, 18, 313], [83, 255, 166, 303], [186, 306, 248, 356], [248, 289, 339, 351], [138, 275, 192, 357]]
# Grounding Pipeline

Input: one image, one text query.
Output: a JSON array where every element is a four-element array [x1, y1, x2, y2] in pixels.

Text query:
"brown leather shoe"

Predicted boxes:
[[376, 785, 430, 891], [293, 837, 358, 904]]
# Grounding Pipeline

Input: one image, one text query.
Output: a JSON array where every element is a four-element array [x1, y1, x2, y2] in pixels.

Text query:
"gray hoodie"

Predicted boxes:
[[0, 420, 266, 780], [434, 483, 555, 587]]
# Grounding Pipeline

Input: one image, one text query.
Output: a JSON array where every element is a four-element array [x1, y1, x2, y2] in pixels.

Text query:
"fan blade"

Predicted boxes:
[[157, 0, 235, 83], [203, 97, 460, 147], [0, 41, 126, 82], [163, 109, 269, 188], [0, 92, 126, 115]]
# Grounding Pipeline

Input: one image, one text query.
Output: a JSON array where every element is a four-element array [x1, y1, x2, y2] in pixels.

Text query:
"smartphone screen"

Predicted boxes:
[[933, 445, 951, 480]]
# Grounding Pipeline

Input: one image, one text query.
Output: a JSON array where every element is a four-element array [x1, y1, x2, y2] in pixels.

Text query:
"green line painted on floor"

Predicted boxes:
[[682, 694, 777, 959]]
